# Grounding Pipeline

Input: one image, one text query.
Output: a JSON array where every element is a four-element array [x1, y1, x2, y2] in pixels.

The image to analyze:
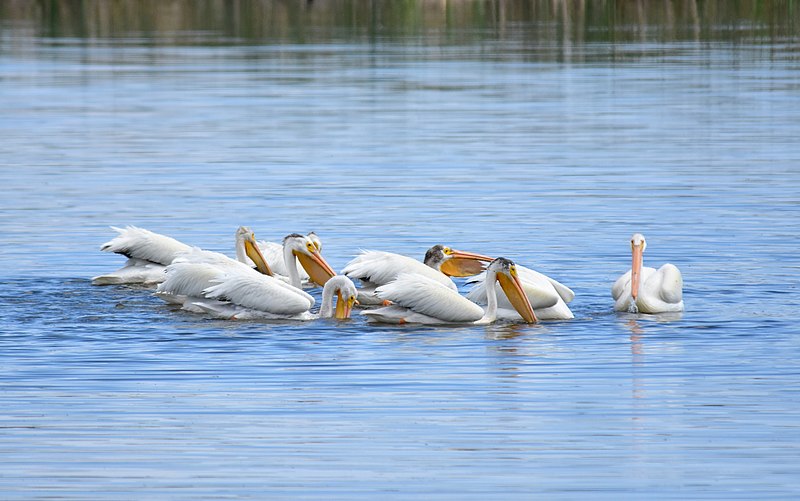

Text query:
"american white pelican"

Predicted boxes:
[[342, 245, 493, 304], [159, 262, 356, 321], [612, 233, 684, 313], [203, 274, 356, 320], [362, 258, 537, 325], [92, 226, 270, 286], [155, 233, 336, 310], [252, 231, 321, 284], [467, 264, 575, 320]]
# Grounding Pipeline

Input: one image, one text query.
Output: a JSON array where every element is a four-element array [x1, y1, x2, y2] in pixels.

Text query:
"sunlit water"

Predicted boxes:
[[1, 4, 800, 499]]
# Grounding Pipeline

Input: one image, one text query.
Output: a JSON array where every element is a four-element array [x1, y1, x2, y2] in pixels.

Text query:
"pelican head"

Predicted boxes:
[[235, 226, 272, 276], [423, 244, 494, 277], [307, 232, 322, 252], [630, 233, 647, 301], [488, 257, 537, 323], [324, 275, 358, 319], [283, 233, 336, 286]]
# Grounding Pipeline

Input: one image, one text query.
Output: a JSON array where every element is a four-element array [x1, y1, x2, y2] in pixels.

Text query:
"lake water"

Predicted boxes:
[[1, 1, 799, 498]]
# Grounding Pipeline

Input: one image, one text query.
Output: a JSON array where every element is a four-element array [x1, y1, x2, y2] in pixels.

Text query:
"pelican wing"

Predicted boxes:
[[342, 250, 457, 291], [646, 263, 683, 305], [100, 226, 191, 265], [204, 269, 313, 315], [157, 262, 225, 298], [91, 258, 166, 285], [611, 270, 632, 302], [375, 273, 484, 323], [362, 305, 452, 325], [172, 247, 235, 266], [191, 299, 315, 321], [544, 276, 575, 303]]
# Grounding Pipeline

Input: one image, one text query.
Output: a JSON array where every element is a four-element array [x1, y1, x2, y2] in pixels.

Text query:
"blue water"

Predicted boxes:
[[2, 5, 800, 499]]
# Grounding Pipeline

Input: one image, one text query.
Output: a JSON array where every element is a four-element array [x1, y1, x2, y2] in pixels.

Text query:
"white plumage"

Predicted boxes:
[[154, 232, 342, 320], [156, 262, 313, 316], [363, 258, 536, 325], [373, 273, 485, 323], [99, 226, 191, 265], [343, 250, 458, 292], [342, 245, 492, 305], [93, 226, 270, 286], [204, 268, 315, 315], [467, 265, 575, 320], [612, 233, 684, 314], [92, 226, 192, 285], [157, 261, 356, 321]]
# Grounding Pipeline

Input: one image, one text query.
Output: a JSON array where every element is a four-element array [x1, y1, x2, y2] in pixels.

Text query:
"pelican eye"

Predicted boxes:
[[443, 247, 453, 255], [306, 242, 315, 251], [510, 265, 517, 276]]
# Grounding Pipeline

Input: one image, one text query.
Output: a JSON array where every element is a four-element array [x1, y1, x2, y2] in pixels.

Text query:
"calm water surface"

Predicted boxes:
[[1, 2, 799, 499]]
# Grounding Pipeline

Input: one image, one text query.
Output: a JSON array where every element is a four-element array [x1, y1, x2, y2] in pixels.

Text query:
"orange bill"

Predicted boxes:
[[295, 250, 336, 287], [631, 243, 643, 301], [497, 271, 537, 324], [334, 291, 356, 319], [439, 250, 495, 277], [244, 238, 273, 276]]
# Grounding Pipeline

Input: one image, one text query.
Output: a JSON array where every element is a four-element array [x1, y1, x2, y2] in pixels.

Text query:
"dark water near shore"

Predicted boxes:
[[1, 1, 799, 498]]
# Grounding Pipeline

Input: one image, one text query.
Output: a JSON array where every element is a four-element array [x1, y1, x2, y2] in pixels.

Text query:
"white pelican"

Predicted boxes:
[[612, 233, 684, 313], [467, 265, 575, 320], [342, 245, 493, 305], [92, 226, 270, 286], [252, 231, 321, 284], [155, 233, 336, 310], [202, 274, 356, 320], [362, 258, 537, 325], [159, 262, 356, 320]]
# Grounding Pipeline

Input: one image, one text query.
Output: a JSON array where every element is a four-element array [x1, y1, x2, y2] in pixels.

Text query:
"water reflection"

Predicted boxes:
[[625, 318, 646, 403], [1, 0, 796, 46], [483, 322, 530, 341]]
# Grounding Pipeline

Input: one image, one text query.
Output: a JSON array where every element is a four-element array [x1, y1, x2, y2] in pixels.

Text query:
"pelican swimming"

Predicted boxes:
[[92, 226, 270, 286], [467, 264, 575, 320], [612, 233, 684, 313], [342, 245, 493, 304], [159, 260, 356, 320], [363, 258, 537, 325], [156, 233, 335, 306]]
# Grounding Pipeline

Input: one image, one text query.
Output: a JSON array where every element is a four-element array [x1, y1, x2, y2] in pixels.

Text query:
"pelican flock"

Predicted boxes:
[[94, 226, 685, 323]]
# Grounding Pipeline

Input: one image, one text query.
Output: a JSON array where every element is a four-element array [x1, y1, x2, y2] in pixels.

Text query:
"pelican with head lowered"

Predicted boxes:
[[363, 257, 537, 325], [341, 244, 494, 305], [612, 233, 683, 314], [166, 265, 357, 321]]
